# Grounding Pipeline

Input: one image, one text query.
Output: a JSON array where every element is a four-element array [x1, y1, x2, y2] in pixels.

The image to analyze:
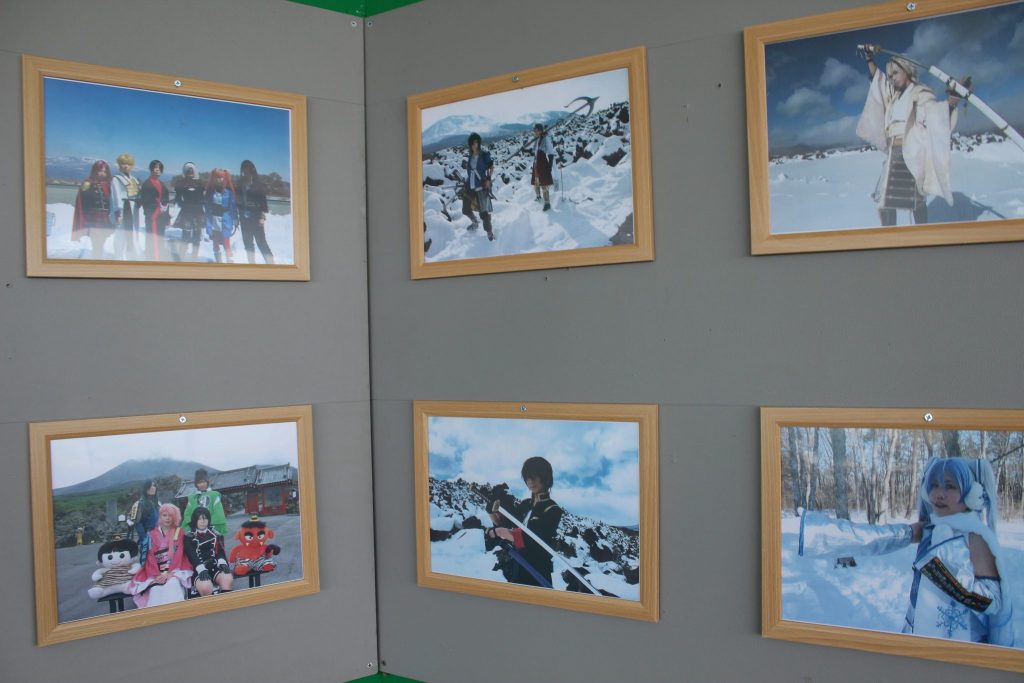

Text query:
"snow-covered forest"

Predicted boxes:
[[781, 427, 1024, 644], [428, 477, 640, 600], [781, 427, 1024, 523], [421, 101, 634, 262]]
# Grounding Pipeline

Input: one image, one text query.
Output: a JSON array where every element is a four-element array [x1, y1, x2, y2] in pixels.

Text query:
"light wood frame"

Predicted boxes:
[[745, 0, 1024, 255], [23, 54, 310, 280], [414, 400, 659, 621], [762, 406, 1024, 672], [407, 47, 654, 279], [30, 405, 319, 646]]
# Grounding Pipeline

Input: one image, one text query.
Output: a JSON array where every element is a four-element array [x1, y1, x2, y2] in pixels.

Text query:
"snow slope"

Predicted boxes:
[[429, 477, 640, 601], [422, 102, 634, 262], [43, 201, 295, 264], [770, 136, 1024, 233], [781, 511, 1024, 648]]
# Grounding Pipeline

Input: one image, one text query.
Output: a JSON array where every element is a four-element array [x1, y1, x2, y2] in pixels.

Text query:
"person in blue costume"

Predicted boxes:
[[800, 456, 1013, 646], [460, 132, 495, 241], [204, 168, 238, 263], [127, 480, 161, 567]]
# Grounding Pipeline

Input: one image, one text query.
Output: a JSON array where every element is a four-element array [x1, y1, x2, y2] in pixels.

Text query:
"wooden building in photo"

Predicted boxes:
[[174, 464, 298, 516]]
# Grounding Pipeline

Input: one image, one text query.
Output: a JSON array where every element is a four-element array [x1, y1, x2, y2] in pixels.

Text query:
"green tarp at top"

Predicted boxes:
[[289, 0, 422, 18]]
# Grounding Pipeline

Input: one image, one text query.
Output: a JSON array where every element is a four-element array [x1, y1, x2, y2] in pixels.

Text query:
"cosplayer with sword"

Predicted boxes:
[[856, 44, 961, 227], [856, 43, 1024, 228], [471, 456, 603, 596]]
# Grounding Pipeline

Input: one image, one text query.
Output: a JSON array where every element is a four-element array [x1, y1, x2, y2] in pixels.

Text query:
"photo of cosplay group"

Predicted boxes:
[[41, 75, 297, 265], [47, 421, 304, 625], [68, 156, 280, 265]]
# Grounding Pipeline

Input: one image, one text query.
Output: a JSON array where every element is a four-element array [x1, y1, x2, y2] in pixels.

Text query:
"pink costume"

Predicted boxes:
[[128, 526, 193, 608]]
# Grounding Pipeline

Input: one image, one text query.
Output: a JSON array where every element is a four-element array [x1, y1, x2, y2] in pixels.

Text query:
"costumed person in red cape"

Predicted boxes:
[[529, 123, 556, 212], [71, 160, 114, 259]]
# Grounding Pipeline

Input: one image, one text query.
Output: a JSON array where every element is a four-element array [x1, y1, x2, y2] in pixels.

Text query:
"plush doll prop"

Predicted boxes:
[[229, 515, 281, 576], [87, 537, 140, 599]]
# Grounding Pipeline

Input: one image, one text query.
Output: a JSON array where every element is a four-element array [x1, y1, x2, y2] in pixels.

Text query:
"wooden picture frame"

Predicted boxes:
[[762, 406, 1024, 672], [414, 400, 659, 621], [407, 47, 654, 279], [23, 55, 310, 279], [30, 405, 319, 645], [745, 0, 1024, 255]]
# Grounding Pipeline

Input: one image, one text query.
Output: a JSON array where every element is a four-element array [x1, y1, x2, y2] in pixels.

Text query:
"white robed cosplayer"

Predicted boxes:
[[800, 457, 1014, 647], [855, 52, 957, 224]]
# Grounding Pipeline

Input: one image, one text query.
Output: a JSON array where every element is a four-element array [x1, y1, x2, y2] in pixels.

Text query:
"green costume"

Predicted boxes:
[[183, 489, 227, 535]]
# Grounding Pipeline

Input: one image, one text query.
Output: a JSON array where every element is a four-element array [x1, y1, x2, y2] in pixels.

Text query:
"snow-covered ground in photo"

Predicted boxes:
[[781, 511, 1024, 647], [44, 202, 295, 264], [422, 102, 633, 262], [770, 137, 1024, 232], [430, 499, 640, 601]]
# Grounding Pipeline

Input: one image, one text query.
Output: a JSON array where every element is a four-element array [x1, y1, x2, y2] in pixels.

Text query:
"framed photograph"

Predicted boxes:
[[30, 405, 319, 645], [414, 400, 659, 621], [407, 47, 653, 279], [23, 55, 310, 279], [762, 406, 1024, 672], [745, 0, 1024, 254]]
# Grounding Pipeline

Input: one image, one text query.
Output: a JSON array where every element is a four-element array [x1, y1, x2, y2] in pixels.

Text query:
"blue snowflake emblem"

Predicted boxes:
[[936, 600, 968, 638]]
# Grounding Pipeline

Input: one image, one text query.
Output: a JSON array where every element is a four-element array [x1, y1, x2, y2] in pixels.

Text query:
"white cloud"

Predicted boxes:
[[905, 18, 1023, 85], [584, 422, 640, 464], [819, 58, 862, 89], [778, 87, 832, 118], [555, 485, 638, 527], [1012, 20, 1024, 50], [905, 22, 958, 68], [427, 417, 641, 525], [794, 114, 861, 147], [843, 80, 870, 105]]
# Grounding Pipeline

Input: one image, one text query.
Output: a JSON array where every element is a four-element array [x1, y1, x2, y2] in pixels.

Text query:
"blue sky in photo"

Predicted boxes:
[[422, 68, 629, 129], [766, 2, 1024, 152], [45, 77, 292, 179], [428, 416, 640, 526]]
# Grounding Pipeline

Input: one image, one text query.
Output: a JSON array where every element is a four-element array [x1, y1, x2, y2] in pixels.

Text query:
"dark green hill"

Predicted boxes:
[[53, 458, 216, 496]]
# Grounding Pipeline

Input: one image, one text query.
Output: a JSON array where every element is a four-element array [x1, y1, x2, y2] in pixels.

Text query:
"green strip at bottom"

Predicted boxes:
[[345, 673, 426, 683]]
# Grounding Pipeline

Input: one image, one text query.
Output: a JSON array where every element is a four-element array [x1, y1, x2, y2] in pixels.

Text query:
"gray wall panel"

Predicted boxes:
[[366, 0, 1023, 681], [0, 1, 376, 681], [0, 0, 365, 104], [1, 92, 369, 424]]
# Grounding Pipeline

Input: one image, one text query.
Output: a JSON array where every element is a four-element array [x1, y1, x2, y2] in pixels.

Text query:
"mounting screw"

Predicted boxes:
[[367, 20, 373, 27], [923, 412, 934, 423], [906, 2, 916, 10], [173, 80, 182, 88], [179, 416, 188, 424], [520, 405, 527, 412], [512, 75, 520, 82], [366, 662, 374, 669]]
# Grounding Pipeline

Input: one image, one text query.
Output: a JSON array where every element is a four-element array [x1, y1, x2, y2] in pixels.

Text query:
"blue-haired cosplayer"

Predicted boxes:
[[800, 457, 1014, 646]]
